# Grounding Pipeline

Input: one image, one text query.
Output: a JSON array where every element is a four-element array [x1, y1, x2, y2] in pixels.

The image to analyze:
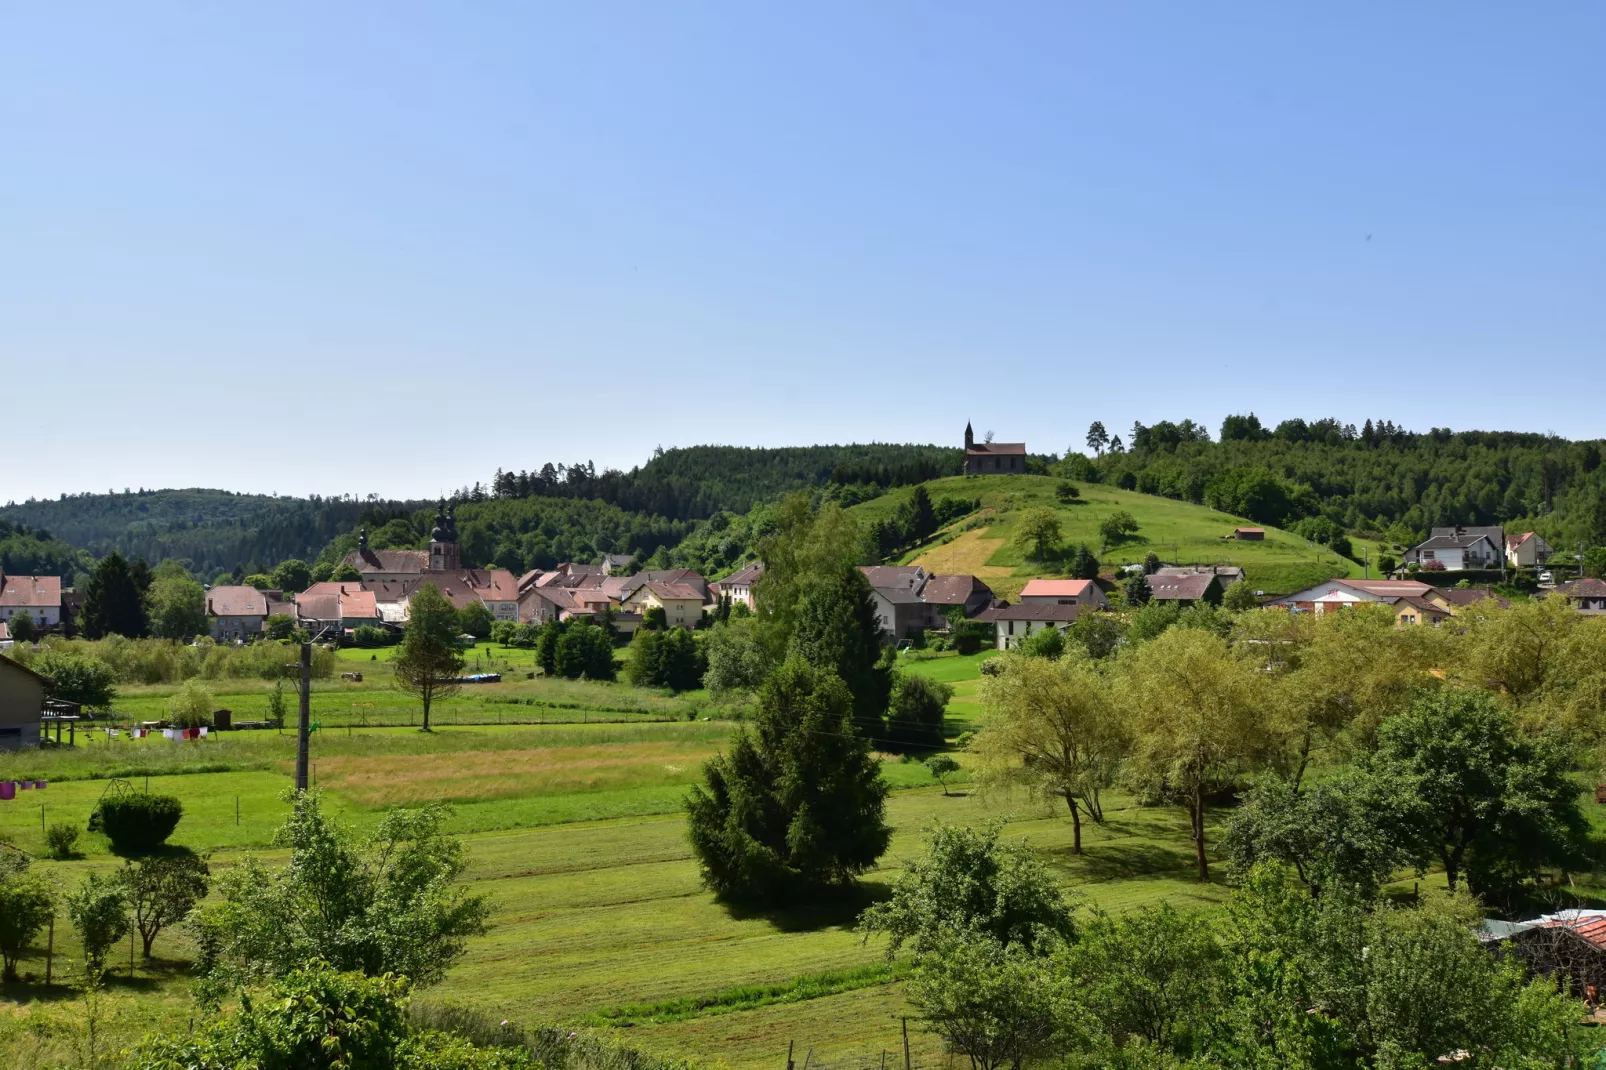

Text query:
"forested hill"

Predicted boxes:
[[0, 490, 424, 579], [1075, 417, 1606, 547], [470, 443, 965, 520]]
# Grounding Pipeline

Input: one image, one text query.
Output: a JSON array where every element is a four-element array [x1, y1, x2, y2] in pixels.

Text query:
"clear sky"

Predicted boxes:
[[4, 2, 1602, 503]]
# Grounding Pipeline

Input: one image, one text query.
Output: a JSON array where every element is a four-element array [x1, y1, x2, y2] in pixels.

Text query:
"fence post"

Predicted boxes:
[[903, 1018, 911, 1070], [45, 915, 53, 985], [785, 1039, 794, 1070]]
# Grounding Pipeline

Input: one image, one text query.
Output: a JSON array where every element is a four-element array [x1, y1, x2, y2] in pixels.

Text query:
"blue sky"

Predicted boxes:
[[4, 2, 1602, 502]]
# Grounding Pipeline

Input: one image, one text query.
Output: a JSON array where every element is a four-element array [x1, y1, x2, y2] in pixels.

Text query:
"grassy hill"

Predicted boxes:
[[851, 474, 1368, 600]]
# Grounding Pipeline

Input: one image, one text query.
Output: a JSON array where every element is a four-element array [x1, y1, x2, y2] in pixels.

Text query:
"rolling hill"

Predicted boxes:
[[850, 474, 1367, 600]]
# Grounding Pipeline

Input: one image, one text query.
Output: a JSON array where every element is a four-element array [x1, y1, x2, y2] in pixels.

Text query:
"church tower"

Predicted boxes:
[[429, 500, 461, 572], [964, 421, 974, 451]]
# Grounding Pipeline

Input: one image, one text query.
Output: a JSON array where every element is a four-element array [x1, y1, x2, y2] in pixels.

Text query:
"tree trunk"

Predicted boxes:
[[1292, 726, 1314, 791], [421, 684, 433, 731], [142, 927, 156, 958], [1193, 782, 1209, 882], [1065, 793, 1082, 854]]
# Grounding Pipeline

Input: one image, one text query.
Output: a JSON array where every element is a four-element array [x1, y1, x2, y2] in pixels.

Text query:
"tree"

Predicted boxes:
[[788, 568, 890, 734], [1122, 571, 1151, 608], [1376, 552, 1398, 576], [1141, 551, 1162, 575], [1097, 511, 1139, 549], [627, 626, 705, 692], [1122, 628, 1273, 880], [265, 613, 297, 640], [1012, 508, 1061, 563], [331, 563, 363, 582], [702, 617, 773, 694], [553, 619, 616, 680], [80, 550, 149, 639], [271, 559, 314, 594], [0, 864, 54, 981], [1017, 625, 1066, 660], [977, 655, 1128, 852], [905, 931, 1071, 1070], [149, 576, 207, 639], [67, 872, 131, 974], [752, 494, 869, 658], [243, 573, 274, 590], [122, 853, 210, 957], [1055, 481, 1080, 503], [686, 658, 890, 902], [925, 754, 960, 794], [640, 604, 668, 631], [1221, 579, 1259, 612], [859, 823, 1075, 956], [458, 600, 495, 639], [7, 610, 36, 642], [392, 583, 464, 731], [30, 650, 117, 708], [1066, 612, 1124, 659], [1066, 544, 1098, 580], [1086, 421, 1110, 456], [533, 620, 562, 676], [193, 793, 489, 1000], [168, 679, 216, 728], [1223, 774, 1414, 899], [93, 792, 184, 854], [888, 672, 953, 748], [904, 485, 938, 544], [1363, 688, 1587, 901]]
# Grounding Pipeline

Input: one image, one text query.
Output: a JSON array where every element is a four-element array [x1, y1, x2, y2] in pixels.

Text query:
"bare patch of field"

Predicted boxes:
[[912, 529, 1011, 577], [305, 741, 723, 807]]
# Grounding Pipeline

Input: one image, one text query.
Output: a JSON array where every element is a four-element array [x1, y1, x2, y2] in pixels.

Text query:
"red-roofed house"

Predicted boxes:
[[711, 561, 764, 611], [206, 585, 271, 641], [1018, 578, 1109, 610], [0, 573, 63, 630], [1506, 531, 1553, 568], [622, 582, 705, 629]]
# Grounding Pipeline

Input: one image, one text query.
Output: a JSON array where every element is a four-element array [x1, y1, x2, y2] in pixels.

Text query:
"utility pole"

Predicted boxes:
[[295, 640, 312, 791]]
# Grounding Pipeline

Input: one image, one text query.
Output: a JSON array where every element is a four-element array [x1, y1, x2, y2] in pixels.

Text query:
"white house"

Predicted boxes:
[[0, 573, 62, 630], [1405, 526, 1504, 571], [1506, 532, 1552, 568], [976, 602, 1080, 650], [1269, 578, 1439, 614], [712, 561, 764, 612]]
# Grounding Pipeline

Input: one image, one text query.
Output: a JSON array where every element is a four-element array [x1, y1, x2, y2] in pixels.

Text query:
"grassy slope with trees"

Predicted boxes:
[[852, 474, 1364, 599]]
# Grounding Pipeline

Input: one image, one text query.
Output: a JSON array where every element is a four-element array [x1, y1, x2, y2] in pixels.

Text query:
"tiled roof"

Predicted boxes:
[[921, 574, 991, 606], [344, 548, 430, 575], [0, 574, 62, 609], [1155, 565, 1245, 584], [1414, 533, 1498, 550], [965, 442, 1027, 456], [1433, 587, 1510, 608], [1341, 579, 1436, 597], [976, 602, 1081, 623], [295, 593, 341, 621], [206, 585, 268, 617], [716, 562, 764, 587], [339, 590, 379, 619], [639, 582, 704, 602], [859, 565, 926, 591], [1145, 573, 1219, 601], [1019, 579, 1094, 599], [1559, 578, 1606, 599]]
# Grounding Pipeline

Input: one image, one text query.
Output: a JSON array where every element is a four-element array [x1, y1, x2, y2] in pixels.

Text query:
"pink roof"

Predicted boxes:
[[1019, 579, 1094, 598], [0, 574, 62, 609], [206, 585, 268, 617], [1341, 579, 1435, 596]]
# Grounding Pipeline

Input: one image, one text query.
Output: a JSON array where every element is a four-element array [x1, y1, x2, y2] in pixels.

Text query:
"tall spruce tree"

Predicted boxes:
[[80, 551, 150, 639], [686, 658, 890, 903], [789, 567, 891, 738]]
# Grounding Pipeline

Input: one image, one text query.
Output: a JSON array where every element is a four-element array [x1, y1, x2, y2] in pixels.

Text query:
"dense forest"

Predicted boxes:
[[1069, 415, 1606, 549], [467, 443, 965, 520], [0, 518, 93, 581]]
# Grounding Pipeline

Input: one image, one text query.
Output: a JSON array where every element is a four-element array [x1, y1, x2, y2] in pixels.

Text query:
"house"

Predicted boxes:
[[1232, 527, 1265, 541], [519, 585, 590, 624], [1424, 586, 1511, 613], [1481, 910, 1606, 997], [295, 584, 381, 633], [1404, 525, 1505, 571], [1506, 532, 1553, 569], [1144, 572, 1225, 607], [430, 570, 521, 621], [616, 570, 708, 604], [0, 654, 48, 750], [1556, 578, 1606, 615], [711, 561, 764, 611], [1018, 578, 1109, 610], [622, 582, 705, 629], [1391, 594, 1452, 627], [962, 422, 1026, 475], [600, 553, 636, 575], [1269, 578, 1464, 626], [1154, 565, 1246, 589], [0, 573, 63, 630], [206, 585, 271, 642], [858, 565, 996, 640], [536, 563, 606, 589], [975, 602, 1080, 650], [342, 531, 432, 584]]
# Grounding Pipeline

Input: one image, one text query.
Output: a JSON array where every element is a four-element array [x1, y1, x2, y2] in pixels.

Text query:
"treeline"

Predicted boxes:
[[0, 518, 92, 580], [1069, 414, 1606, 544], [471, 443, 963, 521], [0, 489, 420, 578]]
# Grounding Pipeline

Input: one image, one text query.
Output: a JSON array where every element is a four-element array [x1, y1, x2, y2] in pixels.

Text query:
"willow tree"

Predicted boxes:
[[976, 653, 1129, 853]]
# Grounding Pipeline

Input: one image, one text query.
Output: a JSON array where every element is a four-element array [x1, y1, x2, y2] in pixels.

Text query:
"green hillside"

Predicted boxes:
[[851, 474, 1367, 600]]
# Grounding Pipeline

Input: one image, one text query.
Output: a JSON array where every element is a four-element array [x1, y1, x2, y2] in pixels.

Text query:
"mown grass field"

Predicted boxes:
[[0, 651, 1233, 1070], [851, 474, 1368, 599]]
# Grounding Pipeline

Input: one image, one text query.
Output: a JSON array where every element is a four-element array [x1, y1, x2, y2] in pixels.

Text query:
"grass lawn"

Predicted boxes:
[[0, 651, 1236, 1070], [852, 474, 1363, 599]]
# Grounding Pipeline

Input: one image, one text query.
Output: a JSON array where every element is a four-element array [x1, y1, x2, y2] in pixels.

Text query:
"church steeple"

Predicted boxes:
[[964, 421, 974, 451], [429, 499, 461, 572]]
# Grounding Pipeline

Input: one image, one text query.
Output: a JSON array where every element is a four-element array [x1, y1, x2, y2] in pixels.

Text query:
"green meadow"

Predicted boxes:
[[0, 650, 1234, 1070], [851, 474, 1367, 600]]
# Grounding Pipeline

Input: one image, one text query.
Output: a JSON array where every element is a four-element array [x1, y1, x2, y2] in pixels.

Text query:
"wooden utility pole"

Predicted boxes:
[[902, 1017, 911, 1070], [295, 641, 312, 791]]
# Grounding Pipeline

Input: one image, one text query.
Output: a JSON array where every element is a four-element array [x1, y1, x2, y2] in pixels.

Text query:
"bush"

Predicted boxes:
[[45, 822, 80, 859], [353, 624, 390, 648], [168, 679, 216, 728], [949, 621, 992, 656], [1055, 482, 1080, 503], [889, 673, 954, 748], [1019, 626, 1066, 660], [93, 792, 183, 854], [29, 650, 118, 708]]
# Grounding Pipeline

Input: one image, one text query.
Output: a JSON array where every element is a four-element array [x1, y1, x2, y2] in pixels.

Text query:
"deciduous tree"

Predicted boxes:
[[1012, 508, 1061, 563], [122, 854, 210, 958], [392, 583, 464, 730]]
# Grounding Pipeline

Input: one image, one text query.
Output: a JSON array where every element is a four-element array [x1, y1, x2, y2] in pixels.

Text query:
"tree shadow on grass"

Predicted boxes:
[[718, 879, 893, 933], [1041, 840, 1201, 883]]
